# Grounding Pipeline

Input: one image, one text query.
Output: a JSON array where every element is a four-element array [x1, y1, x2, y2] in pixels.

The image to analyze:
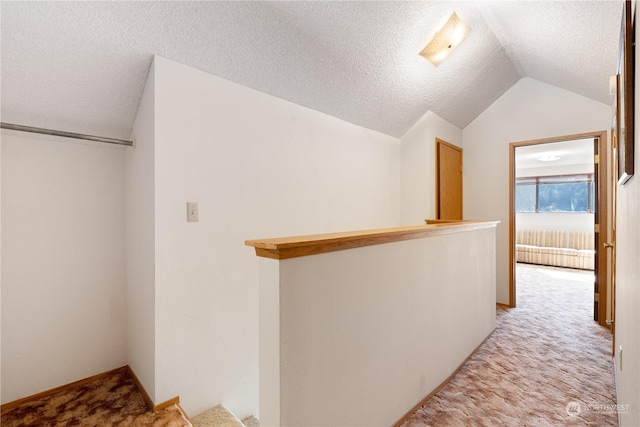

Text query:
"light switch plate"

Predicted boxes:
[[187, 202, 199, 222]]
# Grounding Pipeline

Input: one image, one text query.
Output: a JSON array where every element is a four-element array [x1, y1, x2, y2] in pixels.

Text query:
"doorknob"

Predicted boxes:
[[606, 319, 614, 325], [604, 242, 614, 248]]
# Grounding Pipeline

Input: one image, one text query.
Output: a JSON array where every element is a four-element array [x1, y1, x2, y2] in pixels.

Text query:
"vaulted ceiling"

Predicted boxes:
[[0, 1, 623, 140]]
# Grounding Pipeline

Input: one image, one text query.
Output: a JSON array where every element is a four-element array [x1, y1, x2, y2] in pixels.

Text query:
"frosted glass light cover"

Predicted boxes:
[[419, 12, 471, 66]]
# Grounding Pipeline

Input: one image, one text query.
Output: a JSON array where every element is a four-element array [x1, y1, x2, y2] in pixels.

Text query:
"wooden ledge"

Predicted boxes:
[[245, 220, 499, 260]]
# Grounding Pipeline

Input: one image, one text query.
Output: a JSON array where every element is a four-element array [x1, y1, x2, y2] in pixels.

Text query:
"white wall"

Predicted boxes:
[[1, 132, 3, 405], [126, 62, 157, 399], [263, 226, 496, 426], [615, 116, 640, 426], [400, 111, 462, 225], [149, 56, 401, 417], [463, 78, 611, 304], [1, 132, 127, 403], [516, 163, 593, 178], [516, 213, 594, 233], [614, 21, 640, 426]]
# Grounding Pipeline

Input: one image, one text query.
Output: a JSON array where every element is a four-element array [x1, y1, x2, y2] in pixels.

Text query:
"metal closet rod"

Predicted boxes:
[[0, 122, 133, 147]]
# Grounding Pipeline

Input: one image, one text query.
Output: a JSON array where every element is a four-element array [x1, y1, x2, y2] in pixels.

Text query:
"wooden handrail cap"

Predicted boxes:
[[246, 220, 499, 260]]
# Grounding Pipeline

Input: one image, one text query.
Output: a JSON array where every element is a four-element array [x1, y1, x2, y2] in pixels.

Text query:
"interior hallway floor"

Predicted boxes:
[[2, 263, 618, 426], [0, 368, 192, 427], [403, 263, 617, 426]]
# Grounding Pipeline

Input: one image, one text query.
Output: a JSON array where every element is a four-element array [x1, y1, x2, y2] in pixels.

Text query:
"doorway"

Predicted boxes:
[[436, 138, 463, 220], [509, 131, 610, 327]]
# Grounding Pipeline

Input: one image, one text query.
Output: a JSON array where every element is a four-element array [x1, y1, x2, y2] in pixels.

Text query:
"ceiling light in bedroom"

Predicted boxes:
[[537, 155, 561, 162]]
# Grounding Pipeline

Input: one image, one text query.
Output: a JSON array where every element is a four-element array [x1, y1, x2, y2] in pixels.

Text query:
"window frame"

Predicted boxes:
[[515, 173, 595, 213]]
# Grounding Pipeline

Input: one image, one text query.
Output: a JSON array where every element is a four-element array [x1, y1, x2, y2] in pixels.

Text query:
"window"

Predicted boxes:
[[515, 178, 536, 212], [515, 174, 595, 213]]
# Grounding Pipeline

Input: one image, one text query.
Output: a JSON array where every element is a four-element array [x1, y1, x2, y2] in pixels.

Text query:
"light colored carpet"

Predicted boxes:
[[192, 404, 245, 427], [242, 414, 260, 427], [403, 263, 617, 426]]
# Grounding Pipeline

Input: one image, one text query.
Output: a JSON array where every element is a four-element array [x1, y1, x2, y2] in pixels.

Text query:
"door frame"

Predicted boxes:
[[508, 130, 609, 327], [435, 138, 463, 220]]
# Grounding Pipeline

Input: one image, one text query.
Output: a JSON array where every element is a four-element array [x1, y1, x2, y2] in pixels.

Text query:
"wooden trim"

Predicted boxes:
[[246, 221, 499, 260], [610, 114, 618, 352], [496, 302, 511, 308], [508, 130, 608, 311], [127, 366, 155, 411], [0, 366, 129, 412], [509, 131, 608, 148], [177, 402, 193, 423], [154, 396, 181, 412], [509, 143, 516, 308], [596, 131, 609, 326], [1, 365, 180, 414], [126, 366, 180, 412], [392, 326, 497, 427], [424, 219, 460, 224]]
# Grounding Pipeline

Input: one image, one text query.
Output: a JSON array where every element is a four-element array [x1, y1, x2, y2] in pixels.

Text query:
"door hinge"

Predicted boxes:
[[594, 154, 600, 165], [594, 223, 600, 233], [613, 134, 618, 149]]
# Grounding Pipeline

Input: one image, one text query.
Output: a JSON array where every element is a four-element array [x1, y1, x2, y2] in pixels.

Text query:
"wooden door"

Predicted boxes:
[[594, 137, 606, 325], [609, 112, 619, 353], [436, 139, 463, 220]]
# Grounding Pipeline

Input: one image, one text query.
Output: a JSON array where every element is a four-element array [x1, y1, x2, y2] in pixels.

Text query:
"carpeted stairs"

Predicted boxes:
[[191, 404, 259, 427], [0, 368, 193, 427], [0, 369, 259, 427]]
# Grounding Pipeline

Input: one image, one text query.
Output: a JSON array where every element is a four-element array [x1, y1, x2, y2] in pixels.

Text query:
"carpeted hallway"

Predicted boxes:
[[403, 263, 617, 426], [2, 263, 617, 426]]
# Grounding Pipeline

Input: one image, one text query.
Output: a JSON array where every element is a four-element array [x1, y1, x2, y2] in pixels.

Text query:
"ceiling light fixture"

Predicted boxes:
[[419, 12, 471, 66], [537, 155, 561, 162]]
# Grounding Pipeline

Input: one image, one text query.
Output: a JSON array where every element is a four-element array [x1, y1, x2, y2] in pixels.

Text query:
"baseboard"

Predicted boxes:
[[126, 366, 155, 411], [126, 366, 180, 412], [497, 302, 512, 308], [155, 396, 181, 412], [392, 327, 497, 427], [0, 366, 129, 412], [177, 402, 193, 423], [612, 355, 621, 427], [1, 365, 180, 415]]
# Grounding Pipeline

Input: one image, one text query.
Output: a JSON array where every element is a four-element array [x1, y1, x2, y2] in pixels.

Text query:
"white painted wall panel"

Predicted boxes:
[[615, 21, 640, 426], [126, 61, 157, 399], [1, 131, 3, 405], [151, 56, 401, 417], [516, 213, 594, 233], [1, 132, 127, 403], [400, 111, 463, 225], [260, 227, 496, 426], [516, 163, 593, 178]]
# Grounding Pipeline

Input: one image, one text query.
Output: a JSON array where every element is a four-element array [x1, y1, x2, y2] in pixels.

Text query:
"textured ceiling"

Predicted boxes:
[[0, 1, 622, 140]]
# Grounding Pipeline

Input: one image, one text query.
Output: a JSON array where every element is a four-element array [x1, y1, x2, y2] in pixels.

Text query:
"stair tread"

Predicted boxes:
[[241, 415, 260, 427], [192, 404, 244, 427]]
